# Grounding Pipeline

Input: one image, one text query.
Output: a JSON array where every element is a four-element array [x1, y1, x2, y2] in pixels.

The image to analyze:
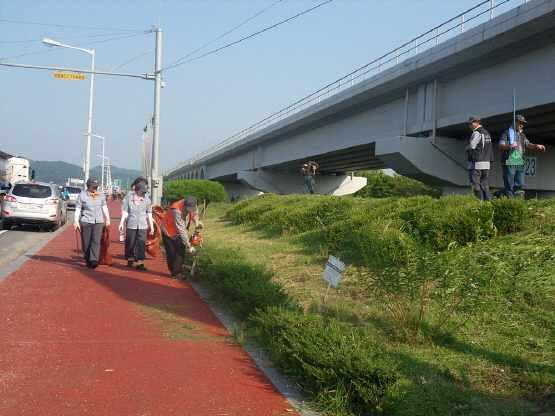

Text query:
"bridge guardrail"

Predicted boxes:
[[169, 0, 528, 174]]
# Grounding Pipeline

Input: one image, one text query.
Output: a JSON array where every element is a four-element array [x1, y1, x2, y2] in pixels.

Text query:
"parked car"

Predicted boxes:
[[0, 181, 10, 204], [1, 181, 67, 231], [63, 186, 82, 210]]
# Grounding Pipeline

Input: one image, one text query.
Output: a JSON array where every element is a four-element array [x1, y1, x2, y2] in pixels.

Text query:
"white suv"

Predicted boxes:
[[1, 182, 67, 231]]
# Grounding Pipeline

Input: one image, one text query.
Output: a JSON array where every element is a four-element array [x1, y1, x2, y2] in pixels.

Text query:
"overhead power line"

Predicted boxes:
[[163, 0, 335, 71], [0, 31, 147, 45], [0, 31, 151, 62], [111, 49, 153, 71], [165, 0, 286, 69], [0, 18, 142, 33]]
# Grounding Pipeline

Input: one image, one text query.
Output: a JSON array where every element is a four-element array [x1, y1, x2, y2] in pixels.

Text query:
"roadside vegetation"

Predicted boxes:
[[162, 179, 226, 205], [196, 193, 554, 416], [355, 171, 442, 199]]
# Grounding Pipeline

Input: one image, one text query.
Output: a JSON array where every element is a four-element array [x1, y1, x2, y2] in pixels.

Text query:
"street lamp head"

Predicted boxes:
[[42, 38, 64, 47]]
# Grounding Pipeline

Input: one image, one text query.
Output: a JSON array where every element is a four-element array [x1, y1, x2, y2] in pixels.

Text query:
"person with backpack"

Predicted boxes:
[[499, 114, 546, 198], [119, 181, 154, 271], [160, 196, 201, 279], [466, 116, 493, 201]]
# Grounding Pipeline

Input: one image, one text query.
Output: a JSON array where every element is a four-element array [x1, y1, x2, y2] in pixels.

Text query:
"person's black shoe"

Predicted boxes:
[[126, 260, 134, 268], [135, 264, 147, 271], [90, 261, 98, 269]]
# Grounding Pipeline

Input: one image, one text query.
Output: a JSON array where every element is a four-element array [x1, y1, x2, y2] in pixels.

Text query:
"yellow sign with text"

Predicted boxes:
[[53, 71, 86, 81]]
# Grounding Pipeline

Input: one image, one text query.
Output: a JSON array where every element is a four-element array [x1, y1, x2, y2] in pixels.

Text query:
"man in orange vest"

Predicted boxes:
[[161, 196, 200, 278]]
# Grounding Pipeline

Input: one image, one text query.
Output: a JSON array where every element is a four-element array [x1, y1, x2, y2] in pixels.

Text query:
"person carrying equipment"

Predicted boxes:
[[160, 196, 202, 279], [74, 177, 111, 269], [119, 181, 154, 271], [499, 114, 546, 198], [302, 161, 319, 194]]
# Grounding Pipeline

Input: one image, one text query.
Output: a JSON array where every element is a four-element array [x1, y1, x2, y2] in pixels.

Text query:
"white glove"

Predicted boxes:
[[188, 246, 196, 254]]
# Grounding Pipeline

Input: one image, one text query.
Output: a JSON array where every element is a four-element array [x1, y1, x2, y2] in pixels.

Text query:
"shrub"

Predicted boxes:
[[399, 196, 496, 251], [227, 193, 285, 224], [251, 307, 399, 415], [491, 197, 527, 234], [198, 247, 294, 319], [355, 171, 441, 199], [163, 179, 226, 205]]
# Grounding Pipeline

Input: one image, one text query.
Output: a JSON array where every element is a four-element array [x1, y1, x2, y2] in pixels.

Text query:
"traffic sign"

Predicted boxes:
[[53, 71, 86, 81]]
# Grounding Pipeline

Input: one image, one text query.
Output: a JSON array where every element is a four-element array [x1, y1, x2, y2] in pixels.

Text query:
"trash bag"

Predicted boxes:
[[146, 221, 161, 258], [99, 226, 113, 266]]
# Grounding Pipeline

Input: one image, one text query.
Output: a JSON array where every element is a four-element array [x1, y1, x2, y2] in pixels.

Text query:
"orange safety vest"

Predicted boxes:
[[162, 199, 198, 238]]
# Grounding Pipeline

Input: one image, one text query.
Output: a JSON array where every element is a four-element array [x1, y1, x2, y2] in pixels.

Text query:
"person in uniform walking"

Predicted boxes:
[[160, 196, 200, 279], [119, 181, 154, 270], [466, 116, 493, 201], [499, 114, 546, 198], [74, 177, 111, 268]]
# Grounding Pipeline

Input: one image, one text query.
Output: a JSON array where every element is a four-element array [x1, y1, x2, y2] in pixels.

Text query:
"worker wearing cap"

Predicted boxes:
[[74, 177, 111, 268], [161, 196, 201, 278], [499, 114, 546, 198], [301, 161, 319, 194], [119, 181, 154, 271], [466, 116, 493, 201]]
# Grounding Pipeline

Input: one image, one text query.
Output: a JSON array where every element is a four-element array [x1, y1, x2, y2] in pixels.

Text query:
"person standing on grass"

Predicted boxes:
[[74, 177, 111, 269], [499, 114, 546, 198], [302, 161, 319, 194], [160, 196, 200, 279], [119, 181, 154, 271], [466, 116, 493, 201]]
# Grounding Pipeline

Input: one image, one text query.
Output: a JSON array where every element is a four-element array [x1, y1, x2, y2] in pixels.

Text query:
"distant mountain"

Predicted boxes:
[[30, 160, 142, 187]]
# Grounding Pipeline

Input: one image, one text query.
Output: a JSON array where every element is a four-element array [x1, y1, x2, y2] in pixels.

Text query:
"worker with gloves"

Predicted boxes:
[[160, 196, 201, 279], [119, 180, 154, 271]]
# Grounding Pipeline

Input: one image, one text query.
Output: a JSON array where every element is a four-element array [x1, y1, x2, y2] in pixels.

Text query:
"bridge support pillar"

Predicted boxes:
[[235, 170, 367, 196]]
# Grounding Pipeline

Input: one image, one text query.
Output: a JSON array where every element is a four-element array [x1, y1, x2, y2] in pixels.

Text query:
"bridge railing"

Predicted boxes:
[[170, 0, 527, 173]]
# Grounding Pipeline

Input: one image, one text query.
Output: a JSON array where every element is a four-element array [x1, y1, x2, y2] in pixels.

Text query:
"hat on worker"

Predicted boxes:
[[516, 114, 527, 124], [86, 177, 100, 188], [136, 182, 148, 194], [468, 115, 481, 123], [184, 196, 198, 212]]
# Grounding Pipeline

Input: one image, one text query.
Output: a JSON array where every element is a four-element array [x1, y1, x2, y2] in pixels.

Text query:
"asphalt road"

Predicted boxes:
[[0, 211, 75, 274]]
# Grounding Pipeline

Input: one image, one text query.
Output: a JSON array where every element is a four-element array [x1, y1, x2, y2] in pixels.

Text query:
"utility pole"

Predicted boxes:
[[85, 50, 95, 184], [151, 27, 163, 205]]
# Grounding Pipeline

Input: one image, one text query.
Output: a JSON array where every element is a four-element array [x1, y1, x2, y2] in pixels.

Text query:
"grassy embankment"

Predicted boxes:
[[196, 194, 554, 416]]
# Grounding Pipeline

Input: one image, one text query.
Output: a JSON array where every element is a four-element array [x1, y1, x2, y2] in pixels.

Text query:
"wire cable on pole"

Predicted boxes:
[[163, 0, 335, 71], [0, 18, 142, 33], [111, 49, 153, 71], [165, 0, 285, 69], [0, 30, 148, 45], [0, 31, 151, 62]]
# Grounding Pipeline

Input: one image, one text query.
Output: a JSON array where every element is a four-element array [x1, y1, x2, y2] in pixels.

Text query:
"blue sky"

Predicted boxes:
[[1, 0, 489, 170]]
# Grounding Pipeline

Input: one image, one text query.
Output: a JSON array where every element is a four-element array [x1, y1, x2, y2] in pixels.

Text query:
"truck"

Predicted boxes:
[[63, 178, 85, 209], [0, 156, 31, 186], [66, 178, 85, 188]]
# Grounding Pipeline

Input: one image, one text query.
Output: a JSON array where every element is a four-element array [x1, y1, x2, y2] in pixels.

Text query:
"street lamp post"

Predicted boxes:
[[42, 38, 96, 183], [89, 134, 105, 191]]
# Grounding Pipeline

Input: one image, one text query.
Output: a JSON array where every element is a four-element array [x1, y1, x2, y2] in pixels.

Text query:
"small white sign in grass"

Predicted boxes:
[[323, 255, 345, 289]]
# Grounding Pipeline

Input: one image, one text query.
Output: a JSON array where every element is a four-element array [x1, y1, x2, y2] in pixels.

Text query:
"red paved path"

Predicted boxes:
[[0, 204, 297, 415]]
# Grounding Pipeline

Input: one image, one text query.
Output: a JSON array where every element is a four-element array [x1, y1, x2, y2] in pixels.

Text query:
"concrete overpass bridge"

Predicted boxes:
[[166, 0, 555, 196]]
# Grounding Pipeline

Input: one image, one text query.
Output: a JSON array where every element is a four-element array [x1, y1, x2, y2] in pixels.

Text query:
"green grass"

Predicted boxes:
[[197, 198, 554, 415]]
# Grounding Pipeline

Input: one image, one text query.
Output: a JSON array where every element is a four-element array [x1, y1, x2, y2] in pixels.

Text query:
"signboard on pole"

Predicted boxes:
[[323, 255, 345, 288], [53, 71, 86, 81]]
